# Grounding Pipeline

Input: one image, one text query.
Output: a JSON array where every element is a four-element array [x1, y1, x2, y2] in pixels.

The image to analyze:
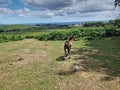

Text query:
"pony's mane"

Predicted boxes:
[[68, 35, 75, 41]]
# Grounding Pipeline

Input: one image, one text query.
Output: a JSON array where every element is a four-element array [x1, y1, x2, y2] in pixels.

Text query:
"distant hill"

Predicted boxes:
[[0, 20, 109, 26]]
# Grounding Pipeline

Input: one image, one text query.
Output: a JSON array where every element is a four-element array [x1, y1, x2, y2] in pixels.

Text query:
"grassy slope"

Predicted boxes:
[[0, 37, 120, 90]]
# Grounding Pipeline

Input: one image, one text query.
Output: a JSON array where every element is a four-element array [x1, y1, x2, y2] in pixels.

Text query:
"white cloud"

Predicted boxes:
[[21, 0, 115, 11], [14, 7, 55, 18], [20, 0, 118, 17], [21, 0, 79, 10], [0, 7, 13, 19], [0, 8, 13, 14], [0, 0, 12, 7], [78, 0, 115, 13], [0, 0, 119, 22]]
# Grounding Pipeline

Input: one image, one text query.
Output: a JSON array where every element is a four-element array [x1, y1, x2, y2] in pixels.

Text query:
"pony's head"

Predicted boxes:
[[68, 35, 75, 41]]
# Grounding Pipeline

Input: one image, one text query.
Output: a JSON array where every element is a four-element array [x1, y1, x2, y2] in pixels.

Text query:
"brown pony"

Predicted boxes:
[[64, 35, 75, 59]]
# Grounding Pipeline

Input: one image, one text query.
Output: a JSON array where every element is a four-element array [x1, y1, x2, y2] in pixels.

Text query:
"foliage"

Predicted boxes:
[[35, 27, 106, 41], [115, 0, 120, 7], [83, 21, 106, 27], [0, 19, 120, 42], [104, 19, 120, 37], [108, 19, 120, 28], [0, 35, 24, 43]]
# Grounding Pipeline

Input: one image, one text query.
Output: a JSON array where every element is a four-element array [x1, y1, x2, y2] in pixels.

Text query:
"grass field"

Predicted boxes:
[[0, 37, 120, 90]]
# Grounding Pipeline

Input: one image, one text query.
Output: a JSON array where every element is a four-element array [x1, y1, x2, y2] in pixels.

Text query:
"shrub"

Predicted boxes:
[[36, 27, 108, 41], [0, 36, 9, 43]]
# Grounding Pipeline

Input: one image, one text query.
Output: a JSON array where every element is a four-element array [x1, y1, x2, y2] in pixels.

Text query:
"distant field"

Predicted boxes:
[[0, 37, 120, 90], [0, 24, 70, 32]]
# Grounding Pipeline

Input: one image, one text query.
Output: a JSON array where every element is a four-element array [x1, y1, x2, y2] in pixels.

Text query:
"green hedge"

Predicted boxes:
[[0, 26, 119, 43], [35, 27, 107, 41], [0, 35, 24, 43]]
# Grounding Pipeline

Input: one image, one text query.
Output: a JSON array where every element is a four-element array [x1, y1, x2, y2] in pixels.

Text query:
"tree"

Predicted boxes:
[[115, 0, 120, 7], [83, 22, 105, 27], [109, 19, 120, 28]]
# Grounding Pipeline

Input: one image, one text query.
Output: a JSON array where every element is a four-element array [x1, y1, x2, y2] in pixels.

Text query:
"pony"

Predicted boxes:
[[64, 35, 75, 59]]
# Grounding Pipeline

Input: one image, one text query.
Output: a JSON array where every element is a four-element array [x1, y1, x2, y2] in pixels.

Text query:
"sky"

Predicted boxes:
[[0, 0, 120, 24]]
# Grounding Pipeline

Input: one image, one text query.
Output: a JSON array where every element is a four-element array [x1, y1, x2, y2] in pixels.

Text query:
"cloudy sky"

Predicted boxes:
[[0, 0, 120, 24]]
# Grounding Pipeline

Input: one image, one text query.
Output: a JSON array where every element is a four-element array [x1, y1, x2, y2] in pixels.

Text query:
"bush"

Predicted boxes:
[[36, 27, 107, 41], [104, 25, 117, 37], [0, 36, 9, 43], [25, 35, 34, 39], [10, 35, 23, 41], [0, 35, 24, 43], [35, 34, 49, 41]]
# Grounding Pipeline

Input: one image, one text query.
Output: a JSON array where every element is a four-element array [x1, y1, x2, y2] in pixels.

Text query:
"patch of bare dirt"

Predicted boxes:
[[11, 49, 47, 67], [17, 51, 46, 61], [0, 73, 9, 81]]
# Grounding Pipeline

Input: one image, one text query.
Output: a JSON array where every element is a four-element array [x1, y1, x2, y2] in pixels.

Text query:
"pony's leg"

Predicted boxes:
[[68, 48, 71, 59], [64, 45, 67, 57], [64, 47, 67, 60], [68, 45, 71, 59], [64, 49, 67, 57]]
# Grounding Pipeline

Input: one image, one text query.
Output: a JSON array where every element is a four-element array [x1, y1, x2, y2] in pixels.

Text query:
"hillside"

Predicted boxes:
[[0, 37, 120, 90]]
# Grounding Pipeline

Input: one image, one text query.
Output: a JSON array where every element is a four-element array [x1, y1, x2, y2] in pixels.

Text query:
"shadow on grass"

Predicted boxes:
[[78, 38, 119, 77], [57, 69, 77, 75], [100, 76, 114, 81], [56, 56, 65, 61], [70, 37, 120, 78]]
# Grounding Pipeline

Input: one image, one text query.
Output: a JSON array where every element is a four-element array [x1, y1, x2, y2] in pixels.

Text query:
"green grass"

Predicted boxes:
[[0, 37, 120, 90]]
